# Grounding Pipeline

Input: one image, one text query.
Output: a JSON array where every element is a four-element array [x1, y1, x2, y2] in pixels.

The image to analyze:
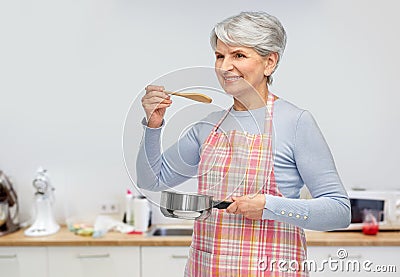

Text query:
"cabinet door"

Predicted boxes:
[[308, 246, 400, 277], [142, 246, 189, 277], [0, 247, 47, 277], [48, 246, 140, 277]]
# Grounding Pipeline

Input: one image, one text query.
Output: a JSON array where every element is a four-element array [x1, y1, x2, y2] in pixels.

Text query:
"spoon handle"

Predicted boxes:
[[164, 90, 212, 103]]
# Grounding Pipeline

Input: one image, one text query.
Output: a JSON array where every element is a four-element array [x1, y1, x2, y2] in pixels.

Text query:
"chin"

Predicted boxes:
[[221, 82, 250, 98]]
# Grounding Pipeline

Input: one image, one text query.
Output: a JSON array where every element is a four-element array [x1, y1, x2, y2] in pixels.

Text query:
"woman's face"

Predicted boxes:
[[214, 39, 272, 99]]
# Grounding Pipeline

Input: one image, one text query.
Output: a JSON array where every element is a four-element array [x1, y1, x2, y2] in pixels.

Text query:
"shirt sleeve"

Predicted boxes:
[[136, 118, 201, 191], [262, 111, 351, 231]]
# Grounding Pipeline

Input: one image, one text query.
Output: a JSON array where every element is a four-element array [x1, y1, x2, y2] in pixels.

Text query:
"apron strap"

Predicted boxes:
[[264, 92, 276, 189], [212, 107, 232, 133], [263, 92, 275, 134]]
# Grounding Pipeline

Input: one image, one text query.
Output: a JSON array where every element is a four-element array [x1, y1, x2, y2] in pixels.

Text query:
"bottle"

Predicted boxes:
[[362, 209, 379, 235], [124, 189, 134, 226], [133, 196, 151, 232]]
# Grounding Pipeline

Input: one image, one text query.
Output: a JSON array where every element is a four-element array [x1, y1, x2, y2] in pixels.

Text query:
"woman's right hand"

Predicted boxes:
[[141, 85, 172, 128]]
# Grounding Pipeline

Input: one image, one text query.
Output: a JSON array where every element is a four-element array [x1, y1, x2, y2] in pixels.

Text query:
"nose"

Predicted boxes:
[[219, 57, 234, 71]]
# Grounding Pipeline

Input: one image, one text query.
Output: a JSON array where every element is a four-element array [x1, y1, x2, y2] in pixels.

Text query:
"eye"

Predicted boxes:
[[215, 54, 224, 59], [235, 53, 246, 58]]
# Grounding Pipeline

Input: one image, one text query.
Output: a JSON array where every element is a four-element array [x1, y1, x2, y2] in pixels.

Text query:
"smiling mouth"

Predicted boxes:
[[223, 76, 242, 82]]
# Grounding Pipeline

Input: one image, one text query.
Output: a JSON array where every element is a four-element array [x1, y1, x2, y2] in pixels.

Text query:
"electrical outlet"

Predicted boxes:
[[99, 201, 119, 214]]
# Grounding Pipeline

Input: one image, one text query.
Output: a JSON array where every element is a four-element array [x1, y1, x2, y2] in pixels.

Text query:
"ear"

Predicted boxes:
[[264, 52, 279, 76]]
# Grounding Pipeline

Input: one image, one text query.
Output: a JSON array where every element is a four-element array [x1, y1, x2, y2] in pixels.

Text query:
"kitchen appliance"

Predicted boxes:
[[160, 191, 232, 220], [345, 189, 400, 230], [0, 171, 20, 236], [24, 168, 60, 236]]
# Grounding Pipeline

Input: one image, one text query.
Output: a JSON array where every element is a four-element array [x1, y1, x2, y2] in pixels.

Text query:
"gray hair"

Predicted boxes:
[[210, 11, 287, 84]]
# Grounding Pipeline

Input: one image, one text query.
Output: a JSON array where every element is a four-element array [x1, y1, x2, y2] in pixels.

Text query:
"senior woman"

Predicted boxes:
[[137, 11, 350, 276]]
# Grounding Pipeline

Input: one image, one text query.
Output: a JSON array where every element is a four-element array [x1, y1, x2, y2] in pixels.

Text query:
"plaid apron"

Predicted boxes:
[[185, 93, 308, 276]]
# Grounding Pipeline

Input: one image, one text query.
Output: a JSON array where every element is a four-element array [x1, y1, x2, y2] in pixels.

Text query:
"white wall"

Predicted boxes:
[[1, 0, 399, 225]]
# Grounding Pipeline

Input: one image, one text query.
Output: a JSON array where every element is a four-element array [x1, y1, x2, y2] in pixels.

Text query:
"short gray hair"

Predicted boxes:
[[210, 11, 287, 84]]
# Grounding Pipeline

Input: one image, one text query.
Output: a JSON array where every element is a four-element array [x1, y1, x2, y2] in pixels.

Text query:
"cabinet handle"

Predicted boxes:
[[77, 253, 110, 259], [0, 254, 17, 259], [171, 255, 189, 259]]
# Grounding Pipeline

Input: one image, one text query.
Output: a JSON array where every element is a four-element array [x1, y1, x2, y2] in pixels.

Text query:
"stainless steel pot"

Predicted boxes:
[[0, 202, 8, 226], [160, 191, 232, 220]]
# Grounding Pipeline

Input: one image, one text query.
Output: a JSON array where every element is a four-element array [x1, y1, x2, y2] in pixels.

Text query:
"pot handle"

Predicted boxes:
[[212, 201, 233, 209]]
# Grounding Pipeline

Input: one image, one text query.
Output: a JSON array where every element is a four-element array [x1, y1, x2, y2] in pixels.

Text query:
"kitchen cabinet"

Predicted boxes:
[[307, 246, 399, 276], [48, 246, 140, 277], [0, 247, 46, 277], [1, 228, 400, 277], [141, 246, 189, 277]]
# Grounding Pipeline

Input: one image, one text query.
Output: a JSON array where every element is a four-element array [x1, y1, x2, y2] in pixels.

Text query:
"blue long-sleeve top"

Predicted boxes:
[[136, 97, 351, 231]]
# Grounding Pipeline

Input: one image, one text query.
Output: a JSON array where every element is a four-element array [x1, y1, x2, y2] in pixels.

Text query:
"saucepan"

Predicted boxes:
[[160, 191, 232, 220], [0, 202, 8, 226]]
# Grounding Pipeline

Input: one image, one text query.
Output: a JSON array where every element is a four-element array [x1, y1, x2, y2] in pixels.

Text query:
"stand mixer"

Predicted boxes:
[[24, 168, 60, 236], [0, 170, 20, 236]]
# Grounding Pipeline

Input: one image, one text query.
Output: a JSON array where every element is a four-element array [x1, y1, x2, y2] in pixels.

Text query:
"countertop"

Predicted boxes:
[[1, 226, 399, 247]]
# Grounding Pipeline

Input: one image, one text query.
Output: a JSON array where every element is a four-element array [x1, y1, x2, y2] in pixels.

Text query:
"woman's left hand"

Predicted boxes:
[[226, 194, 266, 220]]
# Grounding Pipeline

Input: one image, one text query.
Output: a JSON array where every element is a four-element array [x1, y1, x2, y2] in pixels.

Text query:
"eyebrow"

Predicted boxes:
[[214, 49, 247, 55], [231, 49, 246, 54]]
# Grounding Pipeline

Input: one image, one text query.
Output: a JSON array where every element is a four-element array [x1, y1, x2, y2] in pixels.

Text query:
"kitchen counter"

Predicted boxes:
[[1, 226, 399, 247], [0, 226, 191, 247]]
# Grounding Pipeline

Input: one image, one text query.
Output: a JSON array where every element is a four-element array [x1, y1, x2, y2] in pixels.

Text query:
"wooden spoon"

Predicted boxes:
[[165, 90, 212, 103]]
